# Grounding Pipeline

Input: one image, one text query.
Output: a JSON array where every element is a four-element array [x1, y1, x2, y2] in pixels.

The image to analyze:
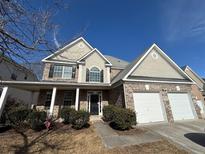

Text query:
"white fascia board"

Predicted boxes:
[[123, 43, 195, 84], [42, 60, 77, 65], [185, 66, 205, 84], [77, 48, 112, 66], [123, 78, 195, 85], [41, 37, 94, 61], [184, 66, 204, 90]]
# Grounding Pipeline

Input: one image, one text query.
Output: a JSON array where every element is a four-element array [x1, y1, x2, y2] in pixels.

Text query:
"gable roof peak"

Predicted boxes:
[[112, 43, 195, 84], [42, 37, 94, 62], [77, 48, 112, 66]]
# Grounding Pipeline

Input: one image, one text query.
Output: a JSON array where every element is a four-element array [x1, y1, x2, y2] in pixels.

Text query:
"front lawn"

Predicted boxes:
[[0, 124, 188, 154]]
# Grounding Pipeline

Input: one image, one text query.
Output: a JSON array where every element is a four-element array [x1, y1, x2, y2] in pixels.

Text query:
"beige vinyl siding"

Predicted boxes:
[[131, 49, 185, 79], [51, 40, 92, 61], [110, 68, 122, 80], [80, 51, 110, 83]]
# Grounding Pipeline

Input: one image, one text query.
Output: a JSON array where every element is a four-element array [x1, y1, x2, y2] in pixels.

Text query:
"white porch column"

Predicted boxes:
[[78, 65, 83, 82], [0, 87, 9, 117], [106, 67, 110, 83], [75, 88, 80, 111], [49, 87, 57, 116]]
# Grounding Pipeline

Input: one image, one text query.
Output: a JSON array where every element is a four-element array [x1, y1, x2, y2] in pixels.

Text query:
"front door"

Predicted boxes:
[[90, 94, 99, 115]]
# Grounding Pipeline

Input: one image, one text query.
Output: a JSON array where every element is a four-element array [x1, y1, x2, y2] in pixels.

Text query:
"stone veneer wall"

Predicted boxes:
[[42, 62, 78, 82], [123, 82, 202, 122], [109, 85, 125, 107]]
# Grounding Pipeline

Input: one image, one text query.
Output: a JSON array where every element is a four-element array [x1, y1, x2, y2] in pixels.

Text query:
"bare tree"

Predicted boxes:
[[0, 0, 66, 64]]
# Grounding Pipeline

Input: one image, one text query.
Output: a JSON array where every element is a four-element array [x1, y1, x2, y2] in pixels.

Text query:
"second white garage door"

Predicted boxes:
[[133, 93, 166, 124], [168, 93, 195, 121]]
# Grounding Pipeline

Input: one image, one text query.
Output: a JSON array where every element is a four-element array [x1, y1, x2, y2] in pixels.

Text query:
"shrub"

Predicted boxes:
[[70, 110, 90, 129], [112, 108, 136, 130], [7, 109, 31, 128], [1, 99, 31, 129], [60, 107, 76, 124], [103, 105, 136, 130], [102, 105, 116, 122], [27, 111, 46, 131]]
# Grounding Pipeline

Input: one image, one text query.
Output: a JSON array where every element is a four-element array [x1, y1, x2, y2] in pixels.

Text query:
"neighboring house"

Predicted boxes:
[[0, 37, 204, 124], [0, 55, 38, 107], [182, 66, 205, 118]]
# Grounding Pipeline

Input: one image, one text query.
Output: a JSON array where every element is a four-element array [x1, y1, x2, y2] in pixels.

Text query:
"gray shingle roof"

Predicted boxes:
[[104, 55, 129, 69]]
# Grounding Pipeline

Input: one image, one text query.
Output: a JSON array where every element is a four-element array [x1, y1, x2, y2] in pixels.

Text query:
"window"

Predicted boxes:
[[63, 91, 73, 106], [89, 67, 101, 82], [53, 65, 63, 77], [53, 65, 73, 79], [45, 91, 52, 109], [63, 66, 72, 79]]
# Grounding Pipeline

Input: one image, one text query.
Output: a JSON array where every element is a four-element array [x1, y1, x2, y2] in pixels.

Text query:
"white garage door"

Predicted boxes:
[[168, 93, 195, 121], [133, 93, 165, 124]]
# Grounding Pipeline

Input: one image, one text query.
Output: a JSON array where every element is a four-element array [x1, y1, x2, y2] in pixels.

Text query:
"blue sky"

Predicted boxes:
[[38, 0, 205, 77]]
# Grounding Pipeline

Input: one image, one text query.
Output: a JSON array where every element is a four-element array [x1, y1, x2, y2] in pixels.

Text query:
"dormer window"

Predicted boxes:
[[86, 67, 103, 82]]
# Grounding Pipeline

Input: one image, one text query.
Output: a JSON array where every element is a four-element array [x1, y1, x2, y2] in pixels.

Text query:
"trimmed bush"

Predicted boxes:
[[27, 111, 47, 131], [60, 107, 76, 124], [103, 105, 136, 130], [70, 110, 90, 129], [102, 105, 116, 122]]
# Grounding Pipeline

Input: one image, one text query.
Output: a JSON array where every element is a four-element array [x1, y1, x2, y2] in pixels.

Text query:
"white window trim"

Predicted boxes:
[[89, 67, 101, 83], [62, 66, 72, 79], [53, 65, 73, 79]]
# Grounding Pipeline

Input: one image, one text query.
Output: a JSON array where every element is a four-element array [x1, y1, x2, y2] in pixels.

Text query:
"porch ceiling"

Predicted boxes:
[[0, 80, 111, 91]]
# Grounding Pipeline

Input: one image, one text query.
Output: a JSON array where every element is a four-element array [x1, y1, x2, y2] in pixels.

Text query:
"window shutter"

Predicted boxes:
[[101, 70, 104, 82], [72, 66, 76, 78], [86, 68, 89, 82], [48, 64, 54, 78]]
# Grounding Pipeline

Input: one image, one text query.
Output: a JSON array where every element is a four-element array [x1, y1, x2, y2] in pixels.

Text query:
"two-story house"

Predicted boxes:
[[1, 37, 204, 124], [37, 37, 128, 116]]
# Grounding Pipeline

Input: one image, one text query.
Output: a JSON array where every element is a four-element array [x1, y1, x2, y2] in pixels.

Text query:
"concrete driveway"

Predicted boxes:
[[146, 120, 205, 154]]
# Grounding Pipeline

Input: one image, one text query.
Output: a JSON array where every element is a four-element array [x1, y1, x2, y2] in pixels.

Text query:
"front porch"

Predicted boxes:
[[0, 81, 110, 118], [36, 88, 109, 117]]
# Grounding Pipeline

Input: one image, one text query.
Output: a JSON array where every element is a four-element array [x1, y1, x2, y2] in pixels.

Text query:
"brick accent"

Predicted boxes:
[[42, 62, 78, 82], [123, 82, 201, 122]]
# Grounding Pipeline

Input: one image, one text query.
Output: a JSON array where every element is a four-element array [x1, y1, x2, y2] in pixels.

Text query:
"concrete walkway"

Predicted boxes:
[[94, 122, 162, 148], [146, 120, 205, 154]]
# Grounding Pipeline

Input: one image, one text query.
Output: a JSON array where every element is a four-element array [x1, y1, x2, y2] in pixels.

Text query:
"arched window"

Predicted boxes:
[[89, 67, 101, 82]]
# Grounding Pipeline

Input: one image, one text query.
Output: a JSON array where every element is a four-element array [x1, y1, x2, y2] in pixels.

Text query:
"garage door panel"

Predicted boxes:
[[133, 93, 165, 124], [168, 93, 195, 121]]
